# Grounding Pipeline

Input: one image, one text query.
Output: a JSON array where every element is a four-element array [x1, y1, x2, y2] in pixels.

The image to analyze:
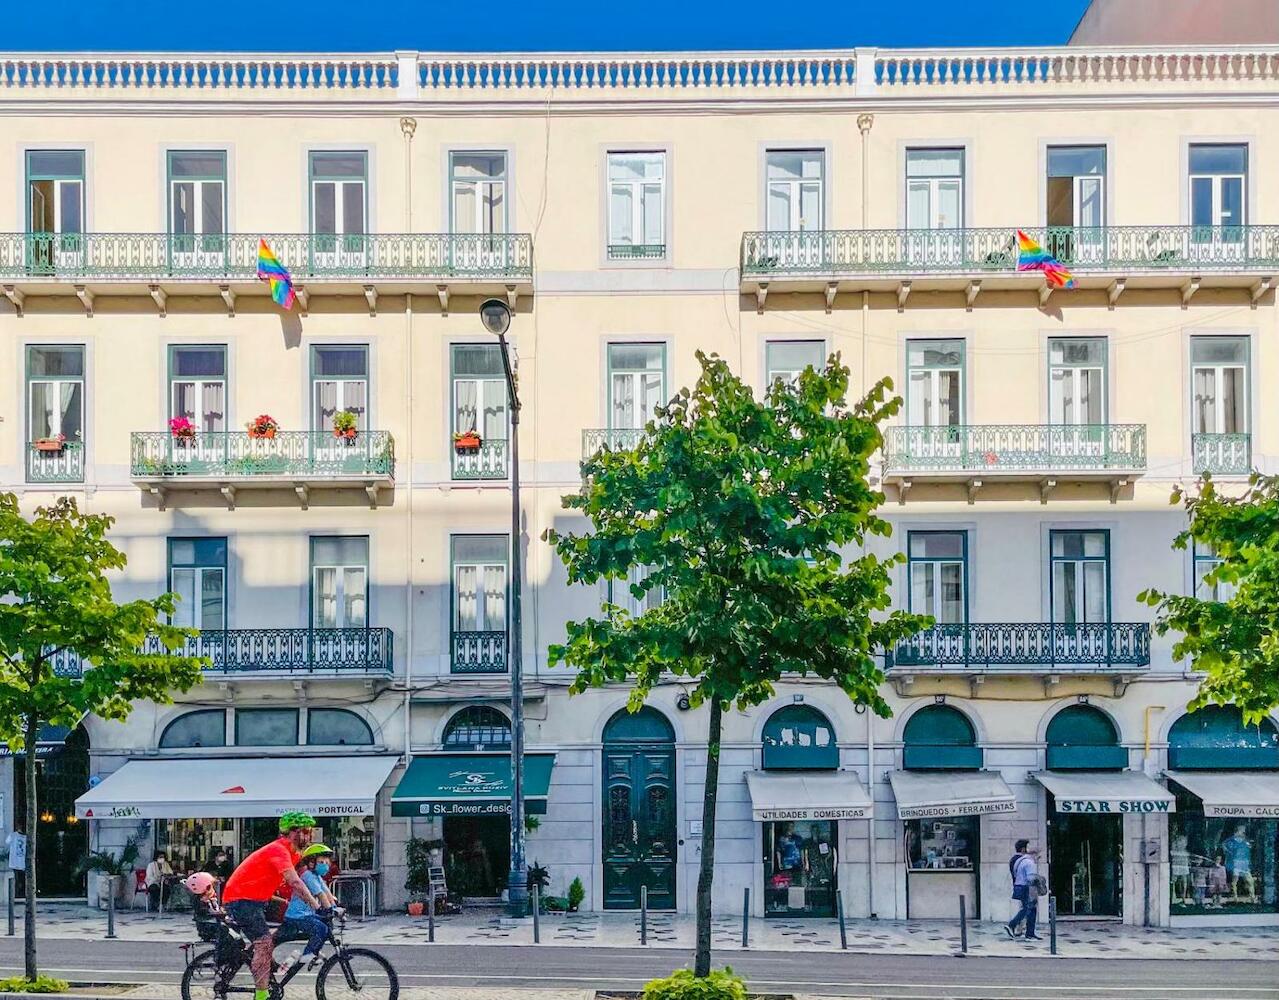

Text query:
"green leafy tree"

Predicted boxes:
[[546, 353, 926, 977], [1141, 474, 1279, 722], [0, 495, 206, 980]]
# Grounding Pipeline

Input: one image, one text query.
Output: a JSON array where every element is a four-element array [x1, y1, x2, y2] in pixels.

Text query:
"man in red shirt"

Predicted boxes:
[[222, 812, 321, 1000]]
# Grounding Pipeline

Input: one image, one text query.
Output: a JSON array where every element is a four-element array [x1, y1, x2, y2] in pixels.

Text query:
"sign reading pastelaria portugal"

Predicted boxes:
[[897, 800, 1017, 820]]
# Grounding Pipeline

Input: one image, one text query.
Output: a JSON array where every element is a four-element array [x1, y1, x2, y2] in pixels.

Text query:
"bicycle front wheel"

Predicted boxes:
[[181, 949, 261, 1000], [316, 946, 398, 1000]]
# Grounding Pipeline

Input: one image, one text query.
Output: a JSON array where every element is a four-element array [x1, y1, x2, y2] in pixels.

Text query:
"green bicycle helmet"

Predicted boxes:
[[279, 811, 317, 833], [301, 843, 333, 859]]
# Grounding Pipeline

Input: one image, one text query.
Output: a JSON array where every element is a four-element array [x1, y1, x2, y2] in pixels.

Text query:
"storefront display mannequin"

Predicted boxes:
[[1220, 825, 1254, 901], [1171, 833, 1191, 903]]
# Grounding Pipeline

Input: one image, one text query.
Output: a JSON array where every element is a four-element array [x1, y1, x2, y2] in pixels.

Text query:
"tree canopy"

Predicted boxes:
[[546, 352, 926, 976], [0, 494, 206, 979], [1140, 473, 1279, 722]]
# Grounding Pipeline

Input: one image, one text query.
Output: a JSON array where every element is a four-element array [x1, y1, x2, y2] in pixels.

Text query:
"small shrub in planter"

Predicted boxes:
[[332, 410, 359, 441], [567, 876, 585, 913], [453, 430, 482, 454], [642, 968, 747, 1000], [246, 414, 279, 439]]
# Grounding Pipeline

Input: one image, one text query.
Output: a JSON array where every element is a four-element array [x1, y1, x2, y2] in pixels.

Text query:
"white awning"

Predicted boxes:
[[744, 770, 873, 822], [76, 755, 399, 819], [889, 770, 1017, 819], [1166, 770, 1279, 818], [1033, 770, 1175, 815]]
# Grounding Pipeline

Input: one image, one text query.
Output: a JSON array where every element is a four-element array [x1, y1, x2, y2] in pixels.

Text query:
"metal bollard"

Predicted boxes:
[[741, 887, 749, 948], [427, 886, 436, 943], [1048, 895, 1057, 955], [957, 894, 967, 956], [836, 889, 847, 950], [106, 877, 117, 939], [640, 885, 648, 946], [532, 885, 541, 943], [6, 875, 13, 937]]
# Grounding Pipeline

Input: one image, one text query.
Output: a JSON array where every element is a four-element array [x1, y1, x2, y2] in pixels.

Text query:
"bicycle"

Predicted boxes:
[[180, 908, 398, 1000]]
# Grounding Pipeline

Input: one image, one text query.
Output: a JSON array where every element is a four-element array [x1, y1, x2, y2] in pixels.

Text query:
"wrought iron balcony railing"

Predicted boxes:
[[882, 424, 1146, 475], [740, 225, 1279, 277], [451, 630, 507, 673], [1, 232, 534, 282], [607, 244, 667, 260], [1192, 432, 1251, 476], [582, 427, 647, 460], [58, 627, 394, 676], [891, 623, 1151, 671], [27, 441, 85, 484], [130, 431, 394, 480], [451, 439, 508, 480]]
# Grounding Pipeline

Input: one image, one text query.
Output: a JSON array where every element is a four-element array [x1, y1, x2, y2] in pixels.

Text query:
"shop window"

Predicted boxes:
[[902, 705, 981, 770], [905, 814, 978, 874], [443, 706, 511, 750], [763, 818, 837, 918], [1045, 705, 1125, 771], [1171, 783, 1277, 917], [307, 708, 373, 746], [235, 708, 299, 747], [1168, 705, 1279, 770], [157, 818, 235, 874], [159, 710, 226, 749], [761, 705, 838, 770]]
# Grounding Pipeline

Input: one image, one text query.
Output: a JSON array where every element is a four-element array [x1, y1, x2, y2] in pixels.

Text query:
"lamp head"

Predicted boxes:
[[479, 298, 512, 337]]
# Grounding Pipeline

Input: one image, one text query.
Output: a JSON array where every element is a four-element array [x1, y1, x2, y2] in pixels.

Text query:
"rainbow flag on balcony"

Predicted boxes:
[[1015, 229, 1076, 289], [256, 239, 296, 310]]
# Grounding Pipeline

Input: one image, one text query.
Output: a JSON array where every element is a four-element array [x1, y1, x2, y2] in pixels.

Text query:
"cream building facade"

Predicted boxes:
[[1, 45, 1278, 928]]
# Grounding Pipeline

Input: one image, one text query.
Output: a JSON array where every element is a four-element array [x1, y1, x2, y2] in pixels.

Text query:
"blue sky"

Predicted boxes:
[[12, 1, 1092, 52]]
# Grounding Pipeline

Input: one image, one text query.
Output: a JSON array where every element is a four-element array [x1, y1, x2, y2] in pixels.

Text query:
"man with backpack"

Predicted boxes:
[[1005, 839, 1044, 941]]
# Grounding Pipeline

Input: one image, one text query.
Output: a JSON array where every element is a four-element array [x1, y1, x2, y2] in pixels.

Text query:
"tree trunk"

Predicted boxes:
[[23, 712, 39, 981], [694, 697, 723, 978]]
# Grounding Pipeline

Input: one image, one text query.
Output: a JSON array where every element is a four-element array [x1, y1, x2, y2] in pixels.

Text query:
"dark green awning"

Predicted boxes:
[[391, 753, 555, 817]]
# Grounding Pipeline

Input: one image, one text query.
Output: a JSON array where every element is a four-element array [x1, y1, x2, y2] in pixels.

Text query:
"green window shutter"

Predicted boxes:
[[1168, 705, 1279, 770], [903, 705, 982, 770], [1045, 705, 1126, 770], [762, 705, 839, 770]]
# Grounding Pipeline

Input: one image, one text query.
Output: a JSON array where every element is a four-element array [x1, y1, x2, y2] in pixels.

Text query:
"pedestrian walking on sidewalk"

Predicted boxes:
[[1005, 839, 1043, 942]]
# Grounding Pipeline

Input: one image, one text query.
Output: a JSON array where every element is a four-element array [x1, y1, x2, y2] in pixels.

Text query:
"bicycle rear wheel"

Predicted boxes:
[[181, 950, 263, 1000], [316, 946, 398, 1000]]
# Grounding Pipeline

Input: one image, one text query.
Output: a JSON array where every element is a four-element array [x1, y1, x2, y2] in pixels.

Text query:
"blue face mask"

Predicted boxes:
[[314, 861, 331, 877]]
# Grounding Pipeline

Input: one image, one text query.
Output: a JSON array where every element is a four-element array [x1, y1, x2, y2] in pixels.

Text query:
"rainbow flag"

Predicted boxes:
[[256, 239, 296, 310], [1015, 229, 1076, 290]]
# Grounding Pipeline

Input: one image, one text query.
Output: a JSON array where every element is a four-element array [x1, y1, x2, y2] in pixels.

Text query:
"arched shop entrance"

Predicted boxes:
[[1044, 706, 1125, 917], [13, 726, 89, 898], [441, 707, 512, 899], [602, 707, 676, 909]]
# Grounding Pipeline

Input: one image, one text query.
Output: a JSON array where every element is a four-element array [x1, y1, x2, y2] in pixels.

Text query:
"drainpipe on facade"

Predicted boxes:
[[857, 111, 876, 920], [400, 116, 418, 838], [1142, 705, 1165, 927]]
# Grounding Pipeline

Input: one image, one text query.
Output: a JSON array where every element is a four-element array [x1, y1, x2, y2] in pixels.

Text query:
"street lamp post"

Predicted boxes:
[[480, 298, 527, 918]]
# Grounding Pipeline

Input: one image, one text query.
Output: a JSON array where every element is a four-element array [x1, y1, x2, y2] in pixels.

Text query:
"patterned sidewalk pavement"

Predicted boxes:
[[18, 903, 1279, 960]]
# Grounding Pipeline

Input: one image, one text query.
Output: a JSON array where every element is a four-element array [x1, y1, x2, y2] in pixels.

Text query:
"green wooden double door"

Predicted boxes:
[[602, 743, 676, 909]]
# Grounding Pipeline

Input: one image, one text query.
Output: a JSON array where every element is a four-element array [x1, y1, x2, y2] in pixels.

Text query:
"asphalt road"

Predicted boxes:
[[0, 939, 1275, 999]]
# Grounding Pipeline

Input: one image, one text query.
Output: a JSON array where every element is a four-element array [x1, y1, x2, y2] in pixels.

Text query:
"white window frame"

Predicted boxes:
[[608, 344, 667, 431], [453, 557, 508, 632], [905, 148, 965, 231], [1048, 338, 1107, 427], [765, 149, 825, 232], [1191, 346, 1249, 435], [171, 566, 226, 631], [450, 151, 508, 235], [606, 150, 666, 258], [312, 563, 367, 629]]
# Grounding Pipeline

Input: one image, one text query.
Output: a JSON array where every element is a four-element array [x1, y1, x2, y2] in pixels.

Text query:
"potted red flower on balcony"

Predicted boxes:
[[453, 429, 482, 454], [169, 416, 197, 446], [33, 433, 66, 453], [332, 410, 359, 443], [246, 414, 279, 440]]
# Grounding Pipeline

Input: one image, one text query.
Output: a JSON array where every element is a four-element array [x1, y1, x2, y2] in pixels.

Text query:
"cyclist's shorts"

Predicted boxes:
[[224, 900, 269, 941]]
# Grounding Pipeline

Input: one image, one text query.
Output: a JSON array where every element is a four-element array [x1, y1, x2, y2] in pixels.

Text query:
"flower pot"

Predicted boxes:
[[34, 439, 64, 453], [454, 434, 482, 455], [407, 901, 425, 917]]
